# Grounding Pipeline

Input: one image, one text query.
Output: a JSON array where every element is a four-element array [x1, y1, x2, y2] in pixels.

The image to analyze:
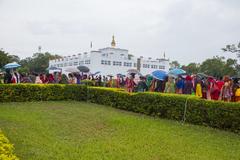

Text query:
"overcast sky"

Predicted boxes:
[[0, 0, 239, 64]]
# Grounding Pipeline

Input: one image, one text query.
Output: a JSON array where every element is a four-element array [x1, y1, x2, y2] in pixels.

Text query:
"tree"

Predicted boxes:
[[20, 52, 62, 73], [222, 42, 240, 59], [181, 63, 200, 74], [170, 60, 180, 69], [223, 58, 239, 76], [0, 49, 20, 68], [199, 56, 237, 78]]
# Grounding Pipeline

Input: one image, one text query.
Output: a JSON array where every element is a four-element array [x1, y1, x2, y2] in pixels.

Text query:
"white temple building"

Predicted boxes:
[[49, 36, 170, 76]]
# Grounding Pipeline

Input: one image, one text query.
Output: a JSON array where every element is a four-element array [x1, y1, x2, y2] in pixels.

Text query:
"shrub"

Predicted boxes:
[[87, 87, 240, 133], [0, 84, 239, 133], [0, 130, 18, 160], [0, 84, 87, 102], [81, 80, 94, 86]]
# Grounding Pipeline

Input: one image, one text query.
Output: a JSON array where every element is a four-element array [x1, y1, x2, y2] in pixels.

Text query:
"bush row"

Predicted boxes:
[[87, 87, 240, 133], [0, 130, 18, 160], [0, 84, 239, 133], [0, 84, 87, 102]]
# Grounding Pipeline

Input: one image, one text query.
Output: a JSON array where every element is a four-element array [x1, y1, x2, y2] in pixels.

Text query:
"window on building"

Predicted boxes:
[[159, 65, 165, 69], [102, 53, 108, 57], [74, 62, 78, 66], [69, 62, 73, 66], [143, 64, 150, 68], [113, 61, 122, 66], [134, 63, 137, 67], [151, 65, 158, 69], [101, 60, 111, 65], [85, 60, 90, 64], [79, 61, 84, 65], [124, 62, 132, 67], [59, 64, 63, 67], [64, 63, 67, 67]]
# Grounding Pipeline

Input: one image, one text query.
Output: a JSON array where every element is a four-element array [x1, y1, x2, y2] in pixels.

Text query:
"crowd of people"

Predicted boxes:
[[123, 74, 240, 102], [0, 69, 240, 102]]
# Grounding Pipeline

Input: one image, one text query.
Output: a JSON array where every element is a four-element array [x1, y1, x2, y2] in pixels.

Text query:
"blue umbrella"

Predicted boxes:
[[4, 62, 21, 69], [152, 70, 167, 80], [168, 68, 186, 75]]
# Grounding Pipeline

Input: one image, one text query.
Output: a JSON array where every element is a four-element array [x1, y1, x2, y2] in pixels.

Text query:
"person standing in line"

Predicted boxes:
[[175, 76, 184, 94], [210, 80, 220, 100], [233, 79, 240, 102], [219, 81, 232, 102], [164, 77, 175, 93], [126, 75, 135, 92], [116, 75, 120, 88], [183, 75, 193, 95], [149, 79, 156, 92], [146, 76, 153, 91], [35, 74, 43, 84], [137, 76, 148, 92], [195, 79, 203, 98], [11, 72, 17, 83]]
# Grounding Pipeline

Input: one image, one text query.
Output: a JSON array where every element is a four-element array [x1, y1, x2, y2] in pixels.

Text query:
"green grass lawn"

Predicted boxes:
[[0, 101, 239, 160]]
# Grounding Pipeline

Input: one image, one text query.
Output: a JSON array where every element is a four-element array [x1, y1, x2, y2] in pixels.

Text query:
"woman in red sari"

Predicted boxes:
[[126, 76, 135, 92], [210, 80, 220, 100]]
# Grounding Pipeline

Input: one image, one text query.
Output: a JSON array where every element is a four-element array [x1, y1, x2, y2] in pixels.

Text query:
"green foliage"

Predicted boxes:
[[81, 80, 95, 86], [199, 56, 238, 78], [222, 42, 240, 59], [0, 84, 87, 102], [181, 63, 200, 74], [87, 88, 240, 133], [0, 50, 20, 69], [170, 60, 181, 69], [0, 84, 239, 133], [19, 52, 62, 73], [0, 130, 18, 160]]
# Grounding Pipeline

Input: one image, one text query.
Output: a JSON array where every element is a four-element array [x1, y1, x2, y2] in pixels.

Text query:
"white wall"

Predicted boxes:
[[49, 47, 170, 76]]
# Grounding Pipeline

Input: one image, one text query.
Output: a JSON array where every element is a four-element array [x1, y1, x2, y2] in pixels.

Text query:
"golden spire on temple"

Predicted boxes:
[[111, 35, 116, 48]]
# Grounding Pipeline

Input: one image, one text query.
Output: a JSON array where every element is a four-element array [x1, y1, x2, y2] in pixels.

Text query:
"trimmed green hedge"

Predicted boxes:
[[0, 84, 239, 133], [87, 88, 240, 133], [0, 84, 87, 102], [0, 130, 18, 160]]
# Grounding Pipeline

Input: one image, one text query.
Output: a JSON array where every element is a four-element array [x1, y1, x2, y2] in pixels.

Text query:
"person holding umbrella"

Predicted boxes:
[[4, 69, 12, 83]]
